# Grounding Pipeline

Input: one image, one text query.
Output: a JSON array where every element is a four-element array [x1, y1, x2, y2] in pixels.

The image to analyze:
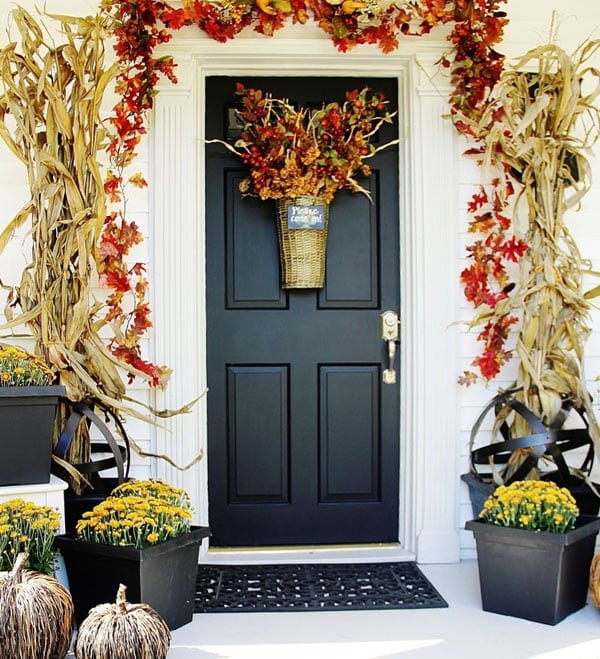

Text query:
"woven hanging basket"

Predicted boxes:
[[275, 195, 329, 289]]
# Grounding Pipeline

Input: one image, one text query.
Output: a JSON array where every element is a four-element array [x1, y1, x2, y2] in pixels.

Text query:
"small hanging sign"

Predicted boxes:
[[287, 204, 325, 230]]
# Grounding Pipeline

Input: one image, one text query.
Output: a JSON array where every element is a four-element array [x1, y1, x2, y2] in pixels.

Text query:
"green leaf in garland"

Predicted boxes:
[[331, 15, 349, 39], [273, 0, 293, 13]]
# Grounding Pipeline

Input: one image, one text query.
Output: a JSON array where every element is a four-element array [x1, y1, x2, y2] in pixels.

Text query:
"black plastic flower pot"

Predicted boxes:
[[466, 515, 600, 625], [0, 385, 65, 485], [461, 473, 495, 518], [63, 476, 122, 533], [54, 526, 210, 630]]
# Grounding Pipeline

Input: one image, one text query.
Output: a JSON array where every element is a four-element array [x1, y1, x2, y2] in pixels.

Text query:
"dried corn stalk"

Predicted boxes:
[[0, 8, 200, 491], [460, 40, 600, 455]]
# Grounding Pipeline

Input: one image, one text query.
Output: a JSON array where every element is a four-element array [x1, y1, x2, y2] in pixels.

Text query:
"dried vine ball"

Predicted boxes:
[[75, 584, 171, 659], [0, 553, 74, 659]]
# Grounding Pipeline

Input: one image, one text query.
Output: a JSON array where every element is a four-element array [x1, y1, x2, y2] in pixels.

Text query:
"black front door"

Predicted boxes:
[[205, 76, 400, 546]]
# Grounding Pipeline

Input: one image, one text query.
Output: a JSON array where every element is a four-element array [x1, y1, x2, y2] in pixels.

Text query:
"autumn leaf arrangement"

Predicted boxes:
[[97, 0, 509, 348], [209, 83, 398, 203], [181, 0, 447, 51]]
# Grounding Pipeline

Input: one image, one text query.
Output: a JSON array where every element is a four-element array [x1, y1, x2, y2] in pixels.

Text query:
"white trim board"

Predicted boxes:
[[149, 38, 462, 564]]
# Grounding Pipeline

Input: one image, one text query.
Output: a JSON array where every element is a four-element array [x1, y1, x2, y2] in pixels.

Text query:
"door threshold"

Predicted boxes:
[[200, 543, 415, 565]]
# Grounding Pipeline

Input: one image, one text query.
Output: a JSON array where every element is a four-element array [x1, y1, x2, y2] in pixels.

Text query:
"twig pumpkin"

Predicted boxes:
[[590, 553, 600, 609], [0, 552, 74, 659], [75, 583, 171, 659]]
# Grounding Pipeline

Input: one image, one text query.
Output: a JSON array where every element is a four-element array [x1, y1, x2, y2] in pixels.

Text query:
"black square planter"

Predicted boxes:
[[54, 526, 210, 629], [466, 515, 600, 625], [0, 385, 65, 485], [63, 477, 123, 533]]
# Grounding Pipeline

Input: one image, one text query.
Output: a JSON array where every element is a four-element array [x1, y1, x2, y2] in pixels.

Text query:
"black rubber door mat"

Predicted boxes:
[[195, 562, 448, 612]]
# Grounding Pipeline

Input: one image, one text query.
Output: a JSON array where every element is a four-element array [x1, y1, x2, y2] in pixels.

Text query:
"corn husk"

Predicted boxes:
[[459, 39, 600, 466], [0, 8, 203, 492]]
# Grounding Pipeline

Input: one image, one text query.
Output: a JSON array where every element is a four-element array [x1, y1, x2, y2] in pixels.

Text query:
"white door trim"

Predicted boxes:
[[149, 35, 462, 563]]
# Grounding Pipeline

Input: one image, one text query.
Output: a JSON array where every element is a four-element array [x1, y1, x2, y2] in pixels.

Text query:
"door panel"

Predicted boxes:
[[206, 76, 400, 546], [227, 365, 289, 503], [319, 365, 380, 501], [226, 172, 283, 307]]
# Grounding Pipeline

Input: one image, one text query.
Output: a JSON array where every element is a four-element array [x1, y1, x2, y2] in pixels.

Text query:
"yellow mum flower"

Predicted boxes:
[[75, 479, 194, 549], [480, 480, 578, 533]]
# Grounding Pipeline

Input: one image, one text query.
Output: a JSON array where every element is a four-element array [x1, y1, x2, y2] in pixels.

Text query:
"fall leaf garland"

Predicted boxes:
[[100, 0, 508, 122], [98, 0, 182, 387], [98, 0, 509, 387]]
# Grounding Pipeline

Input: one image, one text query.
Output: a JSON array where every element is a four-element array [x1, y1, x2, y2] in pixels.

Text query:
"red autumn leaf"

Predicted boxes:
[[96, 238, 120, 261], [468, 212, 496, 234], [501, 236, 528, 263], [467, 190, 488, 212], [99, 270, 130, 293]]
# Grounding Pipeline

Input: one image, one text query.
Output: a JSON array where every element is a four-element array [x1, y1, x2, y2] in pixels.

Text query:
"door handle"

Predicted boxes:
[[380, 310, 400, 384]]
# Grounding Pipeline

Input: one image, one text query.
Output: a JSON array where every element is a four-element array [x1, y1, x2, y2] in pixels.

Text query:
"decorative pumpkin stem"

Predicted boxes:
[[116, 583, 128, 613], [9, 552, 28, 581]]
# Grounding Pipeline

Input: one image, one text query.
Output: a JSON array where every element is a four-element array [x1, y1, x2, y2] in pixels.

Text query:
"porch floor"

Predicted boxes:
[[167, 560, 600, 658]]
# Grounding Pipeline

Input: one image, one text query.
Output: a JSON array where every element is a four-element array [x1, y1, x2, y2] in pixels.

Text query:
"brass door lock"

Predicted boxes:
[[380, 310, 400, 384]]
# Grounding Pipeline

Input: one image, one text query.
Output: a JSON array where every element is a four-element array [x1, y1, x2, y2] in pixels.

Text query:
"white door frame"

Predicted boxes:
[[149, 35, 462, 563]]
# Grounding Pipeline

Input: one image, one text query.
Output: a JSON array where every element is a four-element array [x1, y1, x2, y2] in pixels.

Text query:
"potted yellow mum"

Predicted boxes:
[[0, 498, 60, 575], [466, 480, 600, 624], [54, 479, 210, 630]]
